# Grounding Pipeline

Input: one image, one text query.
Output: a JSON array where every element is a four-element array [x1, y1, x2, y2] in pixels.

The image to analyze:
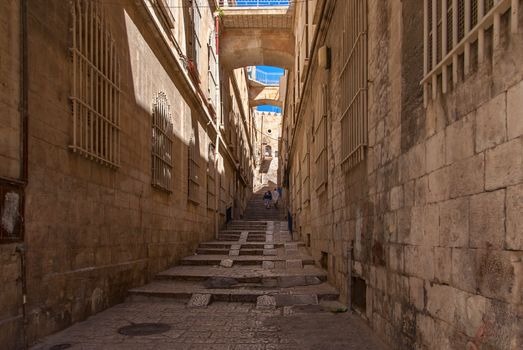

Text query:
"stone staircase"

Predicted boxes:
[[244, 187, 285, 221], [128, 199, 338, 309]]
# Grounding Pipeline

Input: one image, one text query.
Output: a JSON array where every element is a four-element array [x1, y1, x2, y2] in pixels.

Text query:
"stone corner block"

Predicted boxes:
[[256, 295, 276, 310], [187, 293, 212, 308], [220, 259, 234, 268]]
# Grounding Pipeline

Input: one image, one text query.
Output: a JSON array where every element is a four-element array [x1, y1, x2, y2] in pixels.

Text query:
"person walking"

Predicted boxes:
[[263, 190, 272, 209], [272, 188, 280, 209]]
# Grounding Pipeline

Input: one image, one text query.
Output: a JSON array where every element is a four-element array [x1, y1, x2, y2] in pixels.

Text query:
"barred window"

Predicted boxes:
[[151, 92, 173, 192], [339, 0, 367, 171], [207, 143, 216, 210], [188, 134, 200, 203], [422, 0, 518, 103], [302, 146, 310, 206], [314, 83, 328, 191], [219, 174, 227, 215], [295, 154, 302, 211], [208, 31, 219, 112], [70, 0, 120, 168], [192, 0, 202, 68]]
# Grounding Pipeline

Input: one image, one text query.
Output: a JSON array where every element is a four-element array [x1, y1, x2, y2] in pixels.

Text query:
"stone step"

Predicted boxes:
[[155, 265, 328, 284], [128, 280, 339, 305], [198, 241, 304, 249], [196, 248, 264, 255], [180, 254, 315, 266]]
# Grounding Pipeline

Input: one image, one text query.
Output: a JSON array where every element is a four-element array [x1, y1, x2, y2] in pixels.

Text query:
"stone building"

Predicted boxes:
[[0, 0, 256, 348], [2, 0, 522, 349], [254, 110, 282, 188], [279, 0, 522, 349]]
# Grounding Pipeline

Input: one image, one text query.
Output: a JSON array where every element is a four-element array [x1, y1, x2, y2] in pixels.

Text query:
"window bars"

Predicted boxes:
[[207, 143, 216, 210], [339, 0, 368, 171], [152, 92, 174, 192], [422, 0, 519, 104], [192, 0, 202, 69], [220, 175, 227, 215], [188, 136, 200, 203], [70, 0, 121, 168], [208, 32, 219, 113], [314, 83, 328, 190], [302, 149, 310, 206]]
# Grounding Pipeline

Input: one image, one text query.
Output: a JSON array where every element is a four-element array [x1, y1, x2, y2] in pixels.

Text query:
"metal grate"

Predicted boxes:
[[70, 0, 120, 168], [151, 92, 173, 192], [208, 31, 219, 114], [339, 0, 368, 171], [207, 143, 216, 210], [314, 83, 328, 190], [192, 0, 202, 69], [423, 0, 518, 104], [188, 134, 200, 203], [302, 149, 310, 206]]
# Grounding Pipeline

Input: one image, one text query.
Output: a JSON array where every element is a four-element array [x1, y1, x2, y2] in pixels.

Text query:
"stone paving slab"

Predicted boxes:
[[128, 281, 339, 301], [182, 255, 314, 265], [30, 301, 390, 350]]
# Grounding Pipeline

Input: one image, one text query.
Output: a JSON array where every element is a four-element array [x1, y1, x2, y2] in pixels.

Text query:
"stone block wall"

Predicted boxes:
[[282, 0, 523, 348]]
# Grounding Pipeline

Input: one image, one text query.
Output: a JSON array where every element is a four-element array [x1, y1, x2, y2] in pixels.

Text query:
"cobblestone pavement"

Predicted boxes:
[[31, 300, 390, 350]]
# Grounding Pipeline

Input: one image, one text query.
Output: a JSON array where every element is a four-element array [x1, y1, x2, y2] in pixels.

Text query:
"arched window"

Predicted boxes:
[[265, 145, 272, 157], [151, 92, 173, 192]]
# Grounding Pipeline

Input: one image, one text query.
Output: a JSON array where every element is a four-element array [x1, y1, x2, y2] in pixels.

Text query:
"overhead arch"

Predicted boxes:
[[220, 29, 294, 70]]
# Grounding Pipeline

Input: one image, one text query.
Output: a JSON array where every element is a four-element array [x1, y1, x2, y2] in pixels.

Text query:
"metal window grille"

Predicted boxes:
[[314, 83, 328, 190], [151, 92, 173, 192], [422, 0, 519, 104], [339, 0, 368, 171], [302, 150, 310, 206], [192, 0, 202, 68], [70, 0, 120, 168], [188, 135, 200, 203], [207, 143, 216, 210], [208, 32, 219, 112], [219, 175, 227, 215], [295, 154, 302, 211]]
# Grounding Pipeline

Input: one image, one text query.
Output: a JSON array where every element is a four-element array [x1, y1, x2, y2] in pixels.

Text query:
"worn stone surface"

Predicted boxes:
[[285, 260, 303, 269], [469, 190, 505, 249], [30, 301, 390, 350], [262, 261, 275, 269], [506, 184, 523, 250]]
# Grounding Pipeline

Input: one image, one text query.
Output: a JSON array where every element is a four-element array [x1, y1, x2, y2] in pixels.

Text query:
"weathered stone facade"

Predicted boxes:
[[254, 110, 282, 188], [0, 1, 256, 348], [280, 0, 523, 349]]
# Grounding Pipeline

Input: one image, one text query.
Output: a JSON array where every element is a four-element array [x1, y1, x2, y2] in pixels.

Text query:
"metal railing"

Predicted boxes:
[[247, 66, 283, 85], [219, 0, 291, 7]]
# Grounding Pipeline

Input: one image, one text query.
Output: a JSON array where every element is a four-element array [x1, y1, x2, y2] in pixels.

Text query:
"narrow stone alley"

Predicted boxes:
[[30, 190, 388, 350], [1, 0, 522, 349]]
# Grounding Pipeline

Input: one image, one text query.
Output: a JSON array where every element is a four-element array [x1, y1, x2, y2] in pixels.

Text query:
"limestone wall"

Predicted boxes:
[[281, 0, 523, 348]]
